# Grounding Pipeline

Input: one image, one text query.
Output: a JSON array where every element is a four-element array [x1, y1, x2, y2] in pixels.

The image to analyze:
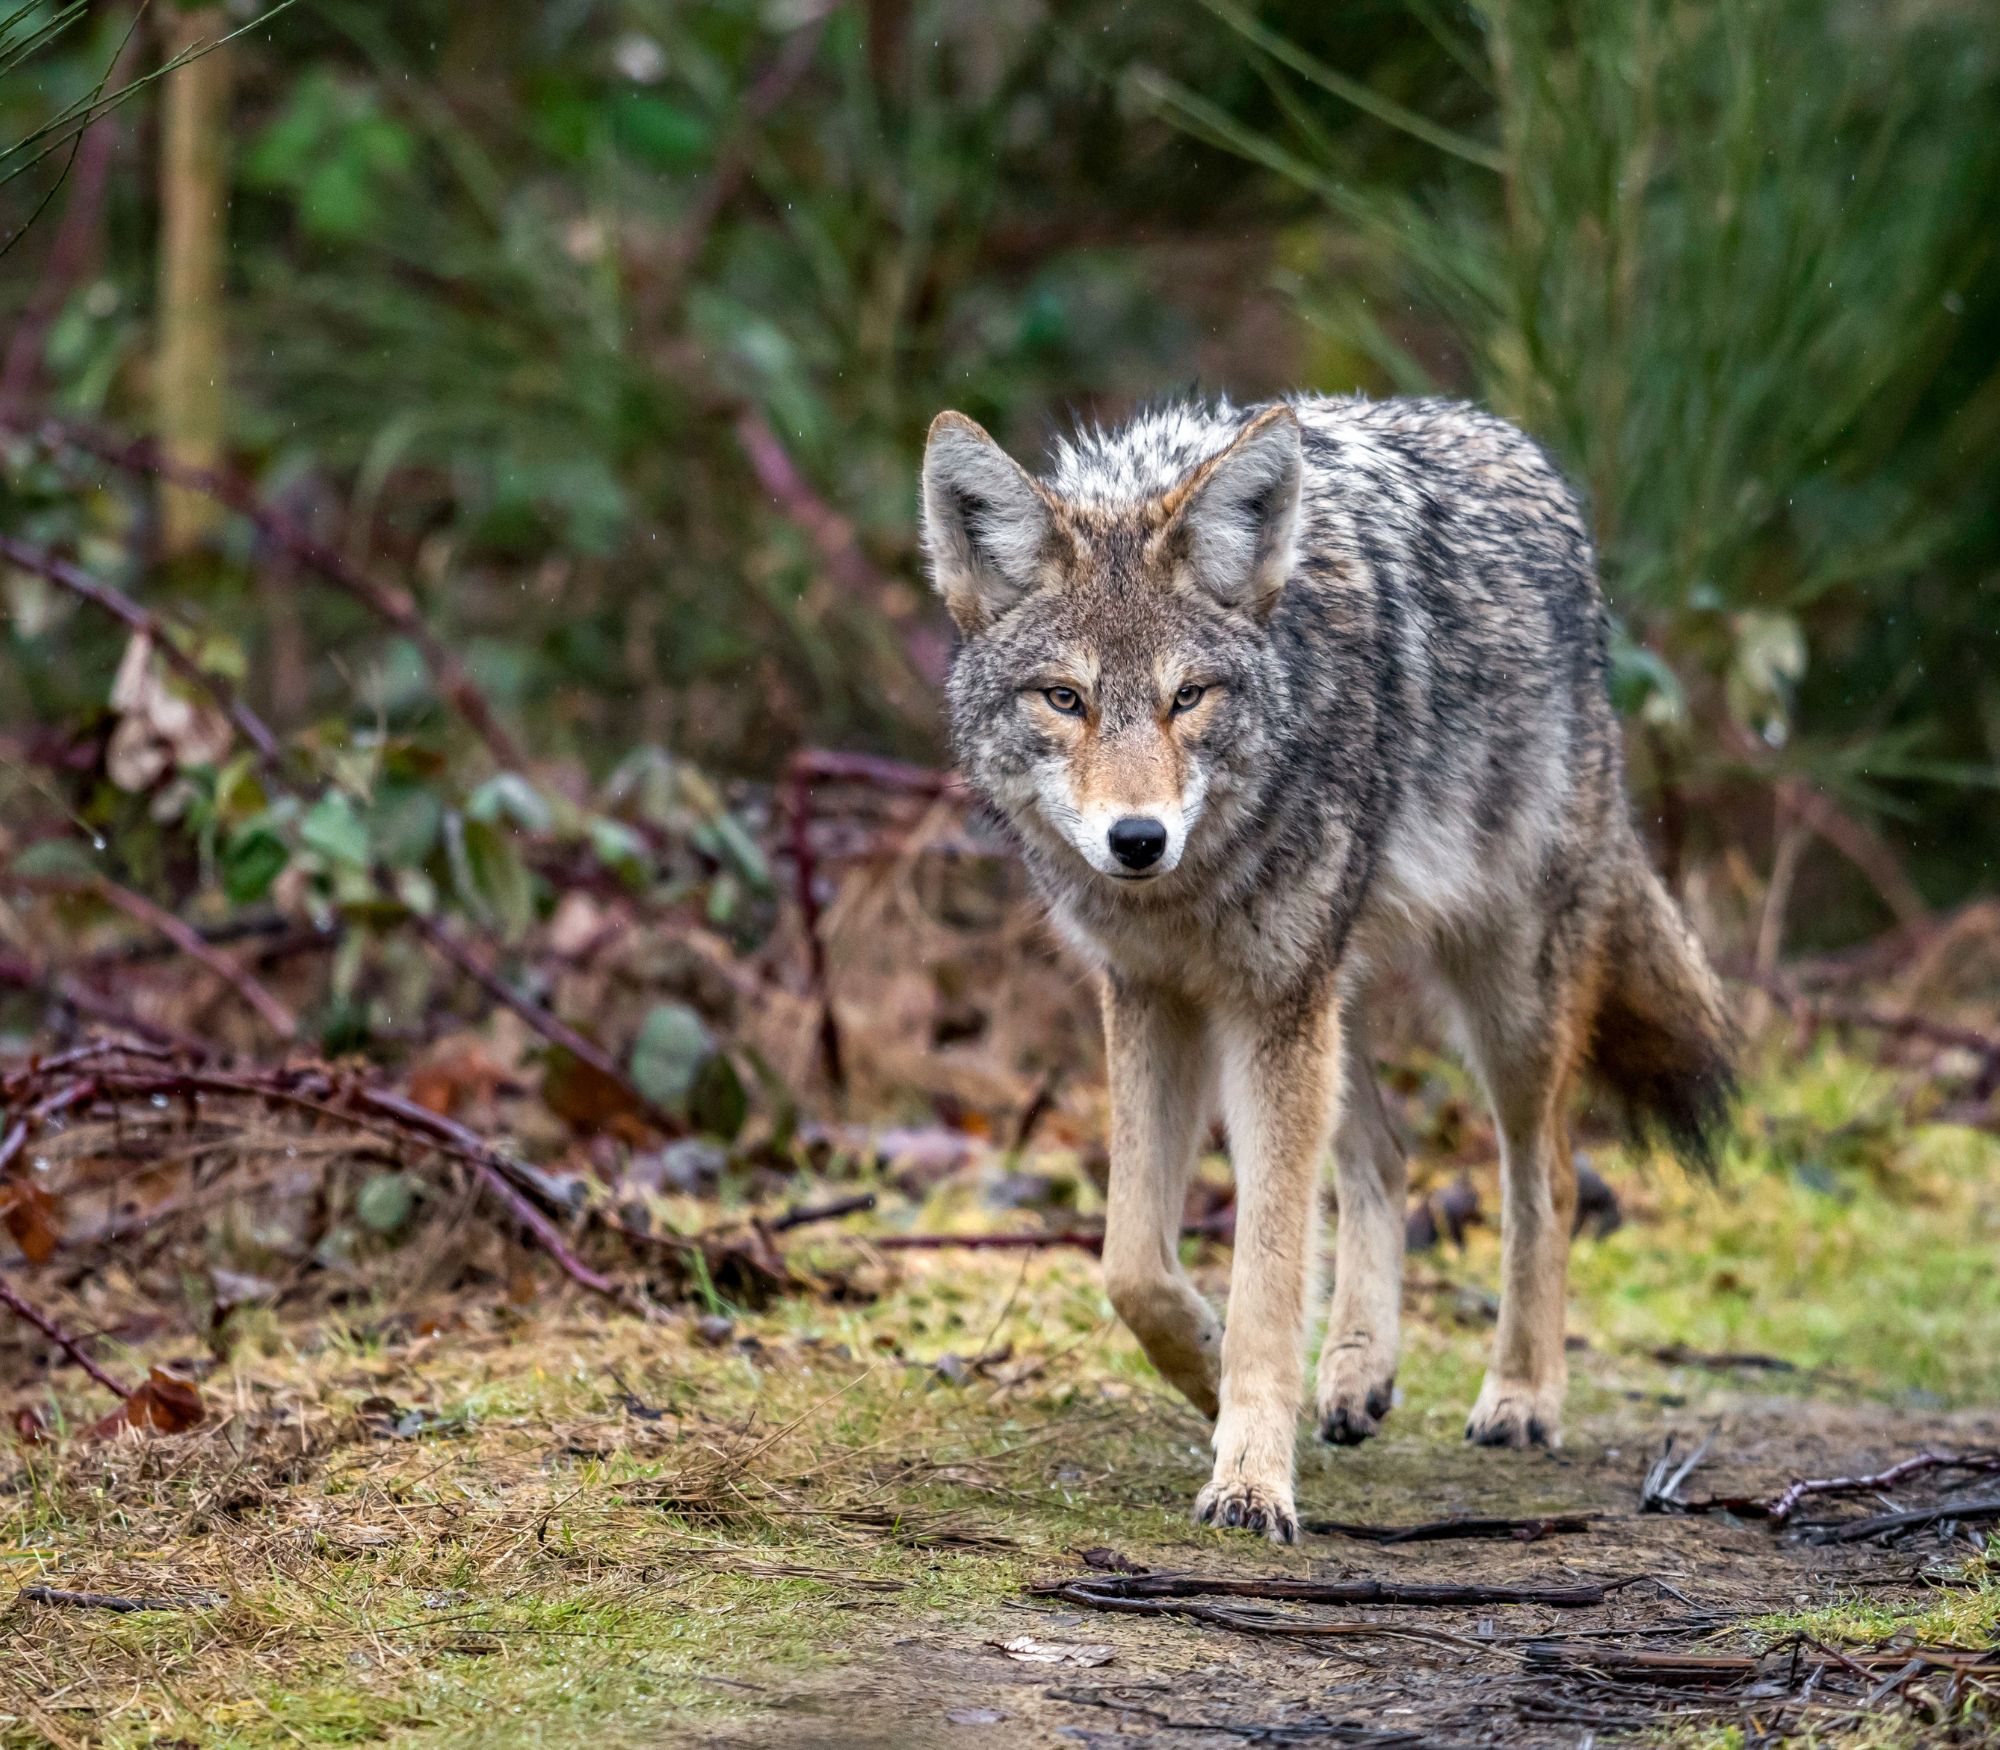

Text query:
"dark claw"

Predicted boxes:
[[1223, 1499, 1243, 1528], [1364, 1380, 1395, 1420], [1319, 1406, 1379, 1446]]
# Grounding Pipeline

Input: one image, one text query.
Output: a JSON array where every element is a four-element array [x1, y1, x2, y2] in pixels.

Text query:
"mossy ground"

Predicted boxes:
[[3, 1045, 1998, 1747]]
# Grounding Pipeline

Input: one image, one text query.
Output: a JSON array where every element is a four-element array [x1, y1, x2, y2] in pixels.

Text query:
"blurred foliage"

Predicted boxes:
[[0, 0, 1996, 995]]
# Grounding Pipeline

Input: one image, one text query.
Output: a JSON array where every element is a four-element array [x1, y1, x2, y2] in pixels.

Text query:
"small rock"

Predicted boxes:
[[693, 1314, 735, 1348]]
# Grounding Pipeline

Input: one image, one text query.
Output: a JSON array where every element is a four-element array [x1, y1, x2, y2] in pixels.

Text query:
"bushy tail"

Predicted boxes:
[[1584, 859, 1738, 1173]]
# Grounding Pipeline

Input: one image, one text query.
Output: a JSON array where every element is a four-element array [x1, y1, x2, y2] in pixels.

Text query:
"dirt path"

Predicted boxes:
[[717, 1396, 2000, 1748]]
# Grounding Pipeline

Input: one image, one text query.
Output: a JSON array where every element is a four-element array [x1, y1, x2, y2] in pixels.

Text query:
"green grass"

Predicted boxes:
[[5, 1045, 1999, 1747]]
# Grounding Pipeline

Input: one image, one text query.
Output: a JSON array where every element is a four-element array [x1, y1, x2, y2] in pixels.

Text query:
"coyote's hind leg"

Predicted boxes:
[[1445, 935, 1583, 1450], [1317, 1003, 1407, 1445]]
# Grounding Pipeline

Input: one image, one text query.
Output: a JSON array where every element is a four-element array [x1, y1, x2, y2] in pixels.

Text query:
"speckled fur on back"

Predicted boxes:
[[920, 392, 1735, 1542]]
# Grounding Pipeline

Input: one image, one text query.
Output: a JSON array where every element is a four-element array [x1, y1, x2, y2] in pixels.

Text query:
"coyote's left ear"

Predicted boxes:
[[921, 412, 1055, 634], [1162, 405, 1304, 617]]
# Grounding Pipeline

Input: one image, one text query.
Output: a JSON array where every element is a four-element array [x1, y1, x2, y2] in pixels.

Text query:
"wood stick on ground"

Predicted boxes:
[[1808, 1495, 2000, 1544], [1300, 1512, 1597, 1544], [1040, 1569, 1631, 1609], [871, 1214, 1234, 1255], [0, 1273, 133, 1399], [1038, 1583, 1492, 1650], [1643, 1436, 2000, 1524], [0, 533, 282, 769], [17, 1586, 190, 1613]]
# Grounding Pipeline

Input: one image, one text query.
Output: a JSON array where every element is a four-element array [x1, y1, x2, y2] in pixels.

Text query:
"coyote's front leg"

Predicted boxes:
[[1197, 994, 1339, 1543], [1100, 978, 1223, 1417]]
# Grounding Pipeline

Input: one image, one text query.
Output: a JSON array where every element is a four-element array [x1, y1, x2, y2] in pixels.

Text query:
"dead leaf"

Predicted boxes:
[[1, 1180, 62, 1263], [993, 1635, 1115, 1667], [11, 1403, 50, 1444], [106, 634, 232, 791], [84, 1367, 207, 1440]]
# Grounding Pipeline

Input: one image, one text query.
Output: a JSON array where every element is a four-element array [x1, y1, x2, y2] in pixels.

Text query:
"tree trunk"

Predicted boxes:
[[155, 6, 232, 555]]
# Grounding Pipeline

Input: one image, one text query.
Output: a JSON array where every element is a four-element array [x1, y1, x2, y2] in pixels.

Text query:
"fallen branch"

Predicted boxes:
[[1301, 1513, 1596, 1545], [1648, 1342, 1798, 1375], [1, 1051, 621, 1301], [1039, 1582, 1483, 1648], [17, 1585, 195, 1614], [1807, 1495, 2000, 1545], [769, 1191, 877, 1232], [0, 533, 282, 769], [1038, 1568, 1630, 1610], [1643, 1435, 2000, 1525], [871, 1214, 1234, 1255], [0, 1272, 133, 1398]]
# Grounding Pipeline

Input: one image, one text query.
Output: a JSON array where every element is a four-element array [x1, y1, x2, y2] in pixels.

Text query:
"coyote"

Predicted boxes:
[[920, 394, 1734, 1541]]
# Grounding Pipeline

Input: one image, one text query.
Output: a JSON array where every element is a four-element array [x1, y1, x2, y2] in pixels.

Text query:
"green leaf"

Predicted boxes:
[[585, 816, 651, 887], [368, 781, 444, 869], [468, 772, 554, 835], [9, 837, 101, 880], [461, 817, 533, 942], [629, 1002, 714, 1112], [609, 92, 711, 170], [222, 826, 290, 905], [301, 792, 370, 869], [356, 1170, 417, 1236], [687, 1051, 748, 1141], [697, 811, 772, 893]]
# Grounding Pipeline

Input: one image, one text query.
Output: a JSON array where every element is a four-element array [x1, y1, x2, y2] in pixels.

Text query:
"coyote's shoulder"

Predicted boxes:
[[919, 390, 1734, 1538]]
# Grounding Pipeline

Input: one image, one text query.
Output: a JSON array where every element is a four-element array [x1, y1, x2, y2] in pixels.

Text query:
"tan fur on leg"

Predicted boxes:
[[1197, 995, 1339, 1543], [1449, 959, 1584, 1449], [1100, 978, 1223, 1417], [1317, 1004, 1407, 1444]]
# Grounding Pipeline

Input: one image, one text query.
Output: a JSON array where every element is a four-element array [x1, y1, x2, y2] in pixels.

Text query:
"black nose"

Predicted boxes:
[[1107, 816, 1168, 871]]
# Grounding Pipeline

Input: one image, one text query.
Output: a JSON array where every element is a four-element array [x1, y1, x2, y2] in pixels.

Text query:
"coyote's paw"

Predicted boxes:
[[1464, 1374, 1563, 1450], [1194, 1476, 1298, 1544], [1316, 1371, 1394, 1447]]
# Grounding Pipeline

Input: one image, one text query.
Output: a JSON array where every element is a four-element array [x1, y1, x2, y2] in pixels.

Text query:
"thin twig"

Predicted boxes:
[[7, 414, 524, 768], [0, 532, 282, 767], [786, 756, 845, 1094], [6, 873, 296, 1040], [1300, 1512, 1597, 1544], [17, 1585, 191, 1613], [0, 1272, 133, 1398], [1042, 1569, 1633, 1610], [1728, 969, 2000, 1087], [398, 901, 671, 1130]]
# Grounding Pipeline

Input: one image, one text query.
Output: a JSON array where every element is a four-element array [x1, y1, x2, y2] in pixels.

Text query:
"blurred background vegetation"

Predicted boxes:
[[1, 0, 1996, 1070]]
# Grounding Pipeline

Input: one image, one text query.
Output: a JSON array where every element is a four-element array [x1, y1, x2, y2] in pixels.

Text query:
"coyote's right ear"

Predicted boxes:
[[921, 413, 1053, 633]]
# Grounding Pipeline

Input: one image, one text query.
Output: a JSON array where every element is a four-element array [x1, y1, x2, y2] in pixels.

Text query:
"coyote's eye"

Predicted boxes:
[[1042, 686, 1085, 716], [1171, 683, 1207, 715]]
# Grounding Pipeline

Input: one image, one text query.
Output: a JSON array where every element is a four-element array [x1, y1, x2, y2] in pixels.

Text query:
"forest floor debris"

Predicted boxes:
[[4, 1044, 2000, 1748]]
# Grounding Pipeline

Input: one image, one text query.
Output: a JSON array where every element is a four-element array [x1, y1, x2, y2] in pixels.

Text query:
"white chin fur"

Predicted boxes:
[[1029, 763, 1205, 882]]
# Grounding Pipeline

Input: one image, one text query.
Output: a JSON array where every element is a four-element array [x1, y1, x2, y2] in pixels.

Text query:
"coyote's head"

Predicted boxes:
[[920, 405, 1304, 893]]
